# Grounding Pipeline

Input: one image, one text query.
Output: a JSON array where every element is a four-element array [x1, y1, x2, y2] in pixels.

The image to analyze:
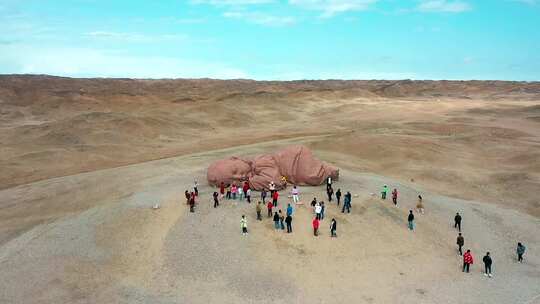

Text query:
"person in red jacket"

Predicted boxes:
[[243, 181, 249, 195], [267, 201, 273, 218], [312, 217, 320, 236], [463, 249, 474, 273], [272, 191, 279, 207], [392, 188, 398, 206]]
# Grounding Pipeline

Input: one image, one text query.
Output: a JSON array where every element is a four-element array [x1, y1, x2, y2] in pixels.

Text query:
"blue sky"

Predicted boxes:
[[1, 0, 539, 80]]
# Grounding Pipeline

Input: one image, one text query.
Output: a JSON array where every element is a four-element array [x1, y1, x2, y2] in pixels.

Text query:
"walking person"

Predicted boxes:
[[273, 212, 280, 230], [454, 212, 462, 232], [483, 252, 493, 277], [279, 210, 285, 230], [342, 191, 352, 213], [238, 186, 244, 201], [291, 185, 300, 204], [246, 188, 252, 203], [336, 188, 342, 206], [330, 218, 337, 237], [286, 203, 293, 217], [392, 188, 398, 206], [463, 250, 474, 273], [267, 201, 273, 218], [326, 176, 332, 191], [189, 192, 195, 213], [241, 215, 248, 235], [407, 210, 415, 231], [320, 201, 325, 220], [312, 217, 320, 236], [416, 195, 424, 214], [213, 191, 219, 208], [311, 197, 317, 208], [269, 181, 276, 196], [315, 202, 322, 220], [517, 242, 526, 263], [256, 201, 262, 220], [285, 214, 293, 233], [261, 188, 267, 203], [381, 185, 388, 200], [457, 233, 464, 256], [242, 181, 249, 199], [327, 186, 334, 202], [272, 190, 279, 207], [185, 190, 190, 205]]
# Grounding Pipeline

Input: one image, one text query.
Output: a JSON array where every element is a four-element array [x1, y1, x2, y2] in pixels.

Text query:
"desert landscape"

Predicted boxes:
[[1, 75, 540, 303]]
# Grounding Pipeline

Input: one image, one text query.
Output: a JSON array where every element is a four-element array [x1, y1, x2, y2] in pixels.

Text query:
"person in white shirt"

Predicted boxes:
[[315, 203, 322, 220], [246, 188, 252, 203], [291, 185, 300, 204], [238, 187, 244, 201]]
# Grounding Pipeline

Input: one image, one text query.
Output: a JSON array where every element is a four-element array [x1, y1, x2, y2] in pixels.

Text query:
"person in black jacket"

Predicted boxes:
[[482, 252, 493, 277], [457, 233, 464, 256], [454, 212, 462, 232], [335, 189, 342, 206], [285, 214, 293, 233], [327, 186, 334, 202], [408, 210, 415, 231], [330, 218, 337, 237], [213, 191, 219, 208]]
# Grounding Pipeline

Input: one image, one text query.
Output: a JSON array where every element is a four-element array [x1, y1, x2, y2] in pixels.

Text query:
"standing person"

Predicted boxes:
[[392, 188, 398, 206], [326, 176, 332, 191], [330, 218, 337, 237], [315, 203, 322, 220], [483, 252, 493, 277], [454, 212, 462, 232], [286, 203, 293, 217], [269, 181, 276, 196], [327, 186, 334, 202], [226, 185, 232, 200], [311, 197, 317, 208], [219, 182, 225, 199], [213, 191, 219, 208], [272, 190, 279, 207], [312, 217, 320, 236], [463, 250, 474, 273], [381, 185, 389, 200], [231, 184, 238, 200], [342, 192, 351, 213], [261, 188, 267, 203], [320, 201, 325, 220], [407, 210, 415, 231], [238, 186, 244, 201], [457, 233, 465, 256], [285, 214, 293, 233], [416, 195, 424, 214], [246, 188, 252, 203], [194, 180, 199, 197], [185, 190, 190, 204], [243, 181, 250, 198], [267, 201, 273, 218], [256, 201, 262, 220], [336, 189, 342, 206], [517, 243, 526, 263], [279, 210, 285, 230], [273, 212, 280, 230], [291, 185, 300, 204], [241, 215, 248, 235], [189, 192, 195, 213]]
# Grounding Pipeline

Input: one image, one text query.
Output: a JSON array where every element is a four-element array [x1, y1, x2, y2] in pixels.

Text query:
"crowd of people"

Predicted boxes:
[[184, 177, 528, 278]]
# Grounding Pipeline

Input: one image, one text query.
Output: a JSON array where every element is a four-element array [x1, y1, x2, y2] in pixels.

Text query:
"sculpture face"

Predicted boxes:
[[207, 157, 251, 185]]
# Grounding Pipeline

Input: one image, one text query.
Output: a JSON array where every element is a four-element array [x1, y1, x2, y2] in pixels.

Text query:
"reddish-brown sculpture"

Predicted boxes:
[[207, 145, 339, 190]]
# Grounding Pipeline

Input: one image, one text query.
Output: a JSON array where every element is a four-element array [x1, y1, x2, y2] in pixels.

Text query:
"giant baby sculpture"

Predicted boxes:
[[207, 145, 339, 190]]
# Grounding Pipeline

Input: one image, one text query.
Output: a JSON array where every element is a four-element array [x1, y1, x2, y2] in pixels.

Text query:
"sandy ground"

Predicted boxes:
[[1, 76, 540, 303]]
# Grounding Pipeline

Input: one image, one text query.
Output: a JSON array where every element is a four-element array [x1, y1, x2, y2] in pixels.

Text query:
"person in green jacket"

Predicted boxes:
[[381, 185, 389, 200]]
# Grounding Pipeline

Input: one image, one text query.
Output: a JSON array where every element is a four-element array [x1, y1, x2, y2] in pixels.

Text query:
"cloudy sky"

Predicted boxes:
[[0, 0, 539, 80]]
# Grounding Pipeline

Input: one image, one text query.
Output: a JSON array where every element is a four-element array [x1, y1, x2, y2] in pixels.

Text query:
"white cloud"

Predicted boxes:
[[85, 31, 188, 43], [223, 11, 296, 26], [191, 0, 273, 5], [417, 0, 471, 13], [289, 0, 378, 17], [0, 44, 249, 79]]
